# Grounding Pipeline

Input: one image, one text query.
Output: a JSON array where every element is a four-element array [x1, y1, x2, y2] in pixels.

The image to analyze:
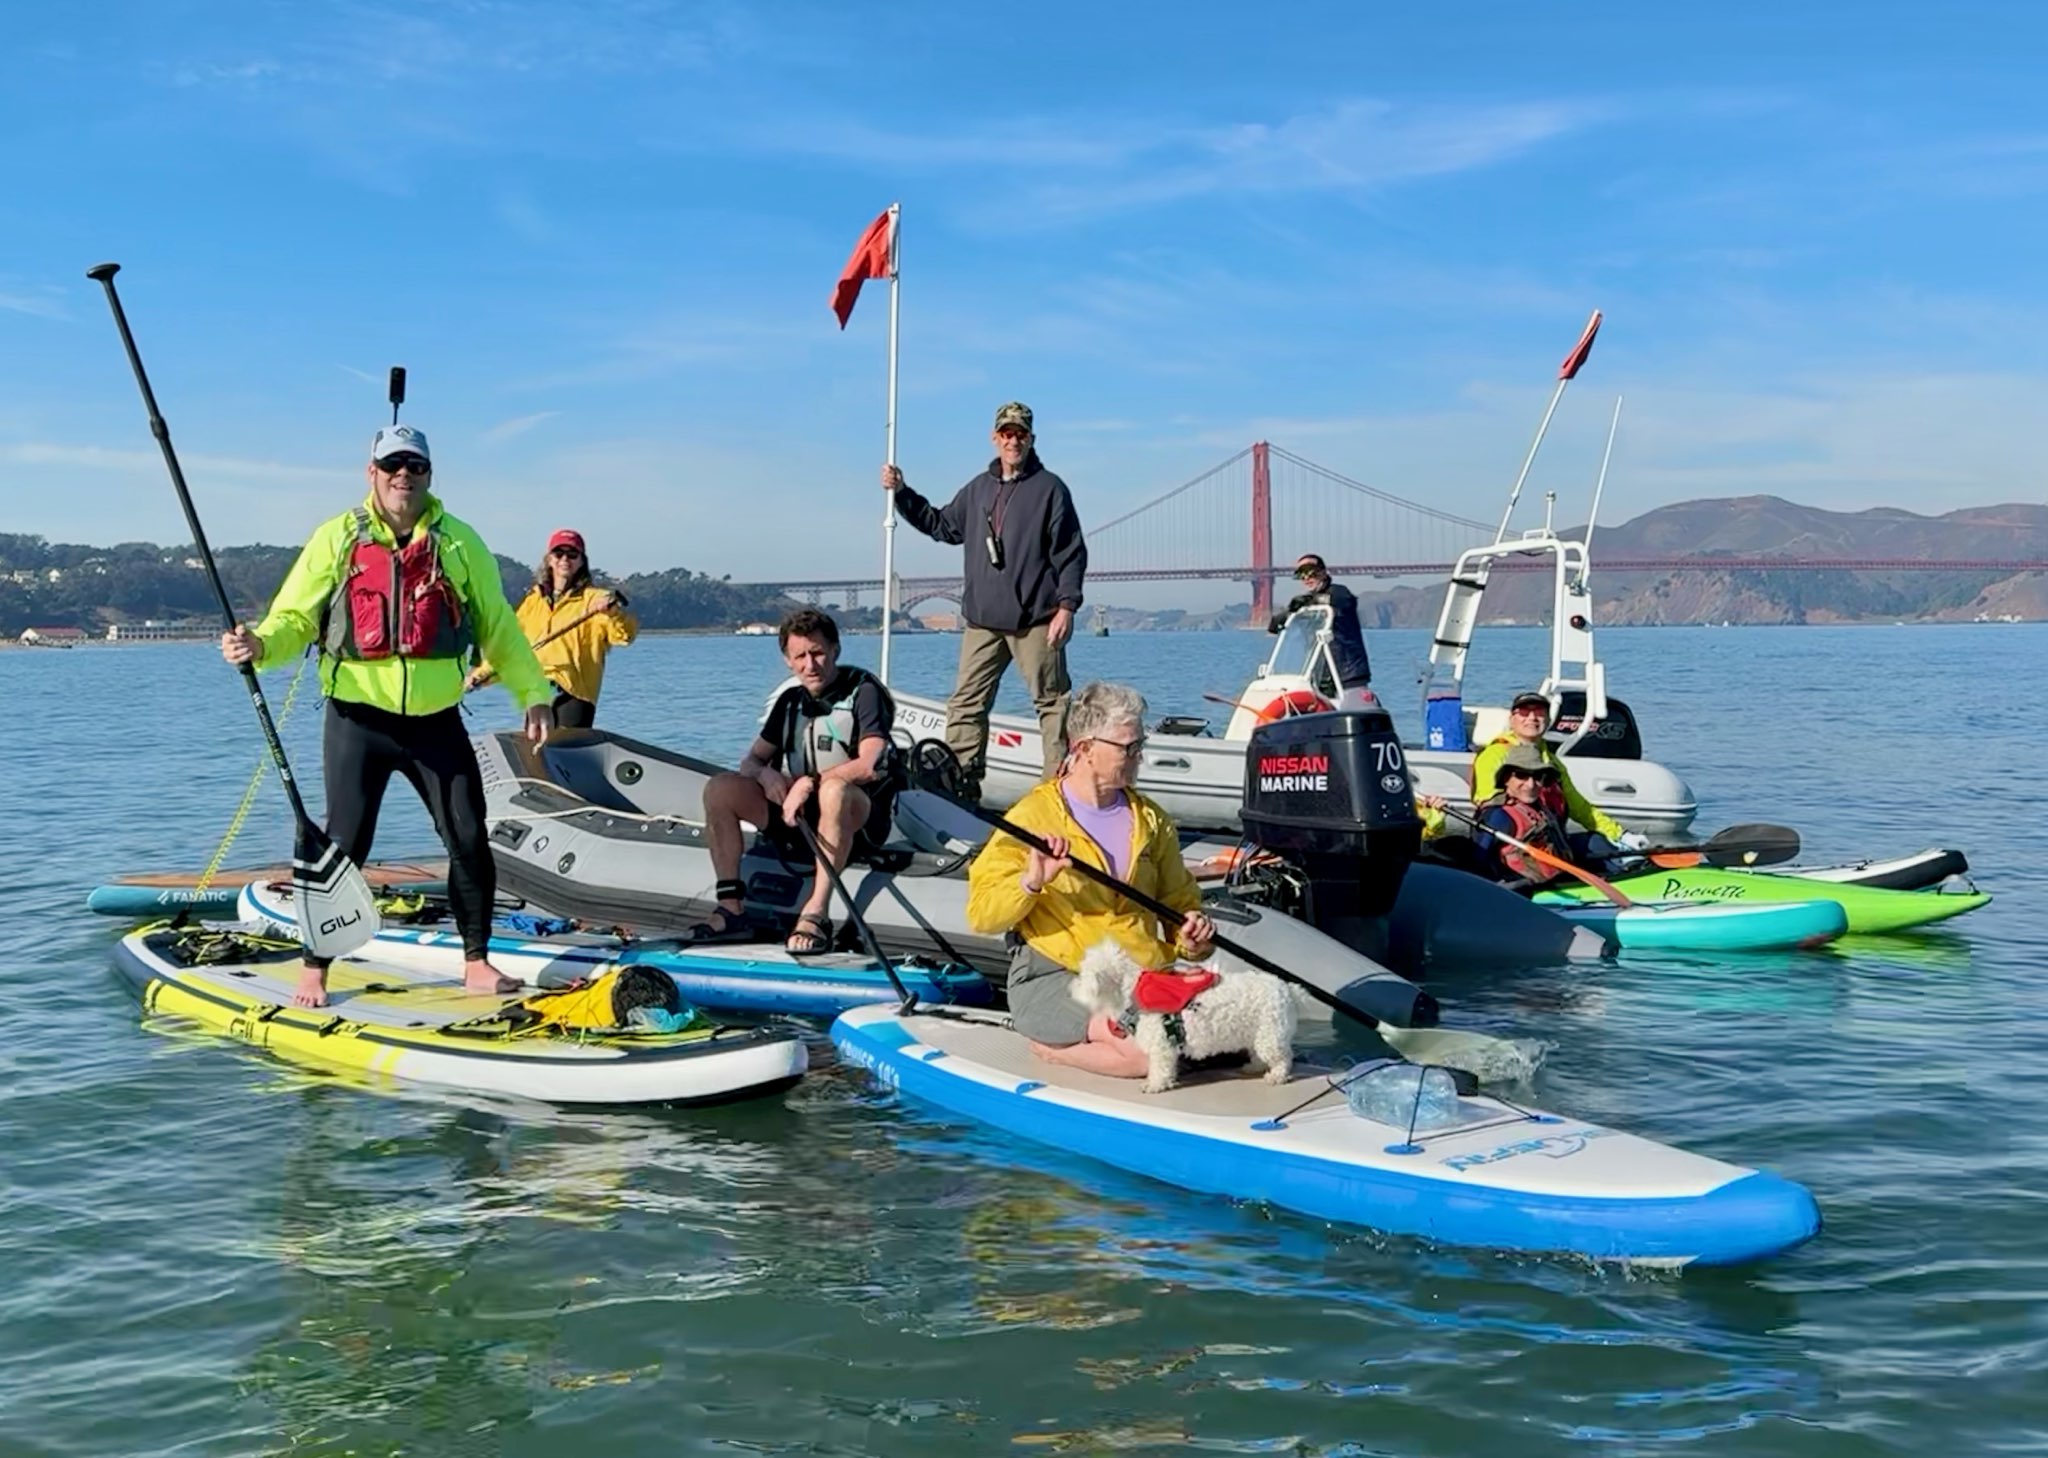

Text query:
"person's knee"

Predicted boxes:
[[703, 772, 753, 817], [818, 778, 869, 822]]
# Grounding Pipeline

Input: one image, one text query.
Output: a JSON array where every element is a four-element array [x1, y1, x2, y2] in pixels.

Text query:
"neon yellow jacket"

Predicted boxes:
[[252, 492, 550, 716], [489, 583, 639, 704], [966, 778, 1204, 972], [1468, 734, 1624, 840]]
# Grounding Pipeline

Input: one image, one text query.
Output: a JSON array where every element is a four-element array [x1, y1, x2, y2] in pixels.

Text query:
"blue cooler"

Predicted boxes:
[[1423, 691, 1466, 751]]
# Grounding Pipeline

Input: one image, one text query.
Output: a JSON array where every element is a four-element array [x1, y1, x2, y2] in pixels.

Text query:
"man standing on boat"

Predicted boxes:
[[219, 424, 553, 1009], [882, 401, 1087, 801], [1268, 553, 1374, 701]]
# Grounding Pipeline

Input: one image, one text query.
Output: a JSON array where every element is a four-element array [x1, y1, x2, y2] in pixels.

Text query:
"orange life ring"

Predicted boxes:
[[1254, 689, 1334, 723]]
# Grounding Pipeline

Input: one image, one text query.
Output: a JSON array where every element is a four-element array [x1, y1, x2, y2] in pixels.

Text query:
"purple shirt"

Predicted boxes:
[[1062, 783, 1134, 880]]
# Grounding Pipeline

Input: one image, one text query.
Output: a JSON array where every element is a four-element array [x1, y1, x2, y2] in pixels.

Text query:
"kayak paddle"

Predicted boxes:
[[1433, 801, 1635, 909], [88, 262, 380, 962], [904, 743, 1524, 1076], [1642, 822, 1801, 870]]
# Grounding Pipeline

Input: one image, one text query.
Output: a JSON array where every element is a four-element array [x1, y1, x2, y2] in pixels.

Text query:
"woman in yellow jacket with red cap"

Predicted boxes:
[[473, 529, 638, 728]]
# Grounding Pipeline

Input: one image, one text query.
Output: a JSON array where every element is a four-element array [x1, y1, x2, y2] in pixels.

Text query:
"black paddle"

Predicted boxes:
[[793, 814, 917, 1013], [903, 744, 1531, 1072], [88, 262, 379, 960], [1641, 822, 1801, 869]]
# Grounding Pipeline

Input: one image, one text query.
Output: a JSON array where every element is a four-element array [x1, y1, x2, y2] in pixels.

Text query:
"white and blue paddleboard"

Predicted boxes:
[[239, 880, 991, 1017], [830, 1004, 1821, 1267]]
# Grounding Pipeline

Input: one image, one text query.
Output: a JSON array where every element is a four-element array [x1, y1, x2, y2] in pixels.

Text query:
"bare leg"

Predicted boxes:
[[799, 780, 871, 921], [293, 968, 329, 1008], [702, 772, 773, 925], [1029, 1013, 1151, 1079]]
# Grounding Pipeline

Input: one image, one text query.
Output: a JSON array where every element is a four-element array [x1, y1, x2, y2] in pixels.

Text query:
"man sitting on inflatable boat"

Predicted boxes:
[[688, 608, 895, 955]]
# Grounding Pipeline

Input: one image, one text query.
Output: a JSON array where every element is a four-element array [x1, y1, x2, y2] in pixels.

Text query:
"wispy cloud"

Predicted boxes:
[[738, 97, 1611, 219], [0, 283, 69, 320], [480, 410, 560, 443]]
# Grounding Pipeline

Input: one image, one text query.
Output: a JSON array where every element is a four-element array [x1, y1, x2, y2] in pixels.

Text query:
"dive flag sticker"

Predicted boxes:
[[995, 731, 1024, 749]]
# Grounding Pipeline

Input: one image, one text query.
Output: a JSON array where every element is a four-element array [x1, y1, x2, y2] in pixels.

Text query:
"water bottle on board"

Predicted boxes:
[[1344, 1062, 1464, 1131]]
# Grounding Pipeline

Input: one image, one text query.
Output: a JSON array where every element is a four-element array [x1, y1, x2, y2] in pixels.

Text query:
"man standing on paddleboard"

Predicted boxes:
[[220, 424, 553, 1008], [882, 401, 1088, 801]]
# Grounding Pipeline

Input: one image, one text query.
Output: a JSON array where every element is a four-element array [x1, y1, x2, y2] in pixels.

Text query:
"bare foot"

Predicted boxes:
[[462, 959, 521, 997], [293, 966, 330, 1008]]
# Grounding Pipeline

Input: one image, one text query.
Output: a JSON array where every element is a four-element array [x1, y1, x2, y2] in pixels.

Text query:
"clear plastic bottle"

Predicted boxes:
[[1344, 1062, 1464, 1131], [626, 1005, 696, 1034]]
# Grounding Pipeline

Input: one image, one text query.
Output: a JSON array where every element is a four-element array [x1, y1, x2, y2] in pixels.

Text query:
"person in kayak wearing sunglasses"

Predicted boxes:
[[1473, 743, 1585, 887], [470, 529, 637, 729], [1268, 552, 1374, 702], [1469, 690, 1649, 854]]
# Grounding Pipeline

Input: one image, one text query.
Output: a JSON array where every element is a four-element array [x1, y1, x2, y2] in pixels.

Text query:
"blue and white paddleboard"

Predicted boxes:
[[239, 880, 991, 1017], [830, 1003, 1821, 1267]]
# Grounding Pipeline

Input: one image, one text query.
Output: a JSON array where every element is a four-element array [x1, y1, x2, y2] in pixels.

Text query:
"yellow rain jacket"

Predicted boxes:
[[493, 584, 639, 705], [1468, 735, 1625, 841], [967, 778, 1204, 972], [252, 492, 550, 716]]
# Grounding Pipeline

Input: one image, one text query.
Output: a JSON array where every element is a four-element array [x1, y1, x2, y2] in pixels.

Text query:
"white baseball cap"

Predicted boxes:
[[370, 424, 431, 463]]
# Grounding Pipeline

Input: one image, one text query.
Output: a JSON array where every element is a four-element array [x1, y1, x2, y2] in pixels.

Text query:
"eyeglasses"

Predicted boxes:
[[995, 427, 1031, 441], [1510, 704, 1550, 717], [376, 456, 431, 476], [549, 546, 583, 559], [1092, 736, 1147, 757], [1506, 768, 1559, 783]]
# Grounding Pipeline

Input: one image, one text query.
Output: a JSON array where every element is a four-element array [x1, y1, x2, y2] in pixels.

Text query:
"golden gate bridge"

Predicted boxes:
[[751, 442, 2046, 618]]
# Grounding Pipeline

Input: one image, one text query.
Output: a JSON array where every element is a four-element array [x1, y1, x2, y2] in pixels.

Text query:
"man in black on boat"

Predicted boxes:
[[686, 609, 896, 956], [881, 400, 1088, 800], [1268, 552, 1373, 696]]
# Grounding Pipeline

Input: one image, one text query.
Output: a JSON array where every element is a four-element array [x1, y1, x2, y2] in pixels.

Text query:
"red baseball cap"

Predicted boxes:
[[547, 529, 585, 554]]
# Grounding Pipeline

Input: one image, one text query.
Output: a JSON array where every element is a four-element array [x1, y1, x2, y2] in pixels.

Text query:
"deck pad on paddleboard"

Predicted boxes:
[[116, 927, 807, 1105], [832, 1004, 1821, 1266]]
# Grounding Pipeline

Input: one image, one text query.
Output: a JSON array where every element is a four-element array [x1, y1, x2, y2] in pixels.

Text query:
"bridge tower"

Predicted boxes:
[[1249, 440, 1273, 626]]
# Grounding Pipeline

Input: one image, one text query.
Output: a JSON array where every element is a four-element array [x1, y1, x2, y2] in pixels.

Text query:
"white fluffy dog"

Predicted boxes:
[[1070, 940, 1296, 1094]]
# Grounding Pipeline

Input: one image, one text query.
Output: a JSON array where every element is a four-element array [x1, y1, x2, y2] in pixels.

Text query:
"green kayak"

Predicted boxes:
[[1535, 866, 1989, 934]]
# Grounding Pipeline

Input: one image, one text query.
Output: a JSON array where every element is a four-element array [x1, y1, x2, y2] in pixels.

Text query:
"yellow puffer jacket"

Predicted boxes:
[[252, 492, 550, 716], [966, 778, 1203, 972], [494, 584, 639, 705]]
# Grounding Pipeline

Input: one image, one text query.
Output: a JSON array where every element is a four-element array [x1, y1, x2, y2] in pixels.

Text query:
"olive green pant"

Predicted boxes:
[[946, 621, 1071, 790]]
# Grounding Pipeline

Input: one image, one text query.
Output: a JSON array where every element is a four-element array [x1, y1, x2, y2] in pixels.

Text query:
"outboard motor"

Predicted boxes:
[[1238, 708, 1422, 958], [1552, 691, 1644, 761]]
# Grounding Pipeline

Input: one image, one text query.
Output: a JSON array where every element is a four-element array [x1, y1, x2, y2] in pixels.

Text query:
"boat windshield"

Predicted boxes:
[[1267, 606, 1331, 678]]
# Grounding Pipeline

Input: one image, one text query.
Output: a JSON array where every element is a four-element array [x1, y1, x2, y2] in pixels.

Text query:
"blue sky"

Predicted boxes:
[[5, 0, 2047, 591]]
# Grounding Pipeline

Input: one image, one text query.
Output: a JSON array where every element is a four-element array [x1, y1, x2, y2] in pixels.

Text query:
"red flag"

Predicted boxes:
[[1557, 309, 1602, 380], [831, 206, 896, 329]]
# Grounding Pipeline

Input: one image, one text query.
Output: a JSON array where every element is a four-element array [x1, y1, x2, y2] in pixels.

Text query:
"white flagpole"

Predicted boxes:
[[1583, 395, 1623, 567], [880, 202, 901, 685]]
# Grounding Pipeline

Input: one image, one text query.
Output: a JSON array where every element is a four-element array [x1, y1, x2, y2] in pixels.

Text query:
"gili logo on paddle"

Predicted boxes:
[[1257, 753, 1330, 793]]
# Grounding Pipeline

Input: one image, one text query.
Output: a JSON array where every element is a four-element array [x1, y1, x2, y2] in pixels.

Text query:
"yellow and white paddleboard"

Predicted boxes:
[[115, 925, 806, 1106]]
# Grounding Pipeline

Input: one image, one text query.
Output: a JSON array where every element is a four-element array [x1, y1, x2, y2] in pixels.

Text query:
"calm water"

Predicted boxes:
[[2, 624, 2044, 1456]]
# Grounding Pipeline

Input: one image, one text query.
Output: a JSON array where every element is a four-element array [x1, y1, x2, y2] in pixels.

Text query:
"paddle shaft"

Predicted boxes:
[[87, 264, 319, 832], [1436, 801, 1634, 908], [794, 815, 917, 1012], [938, 791, 1396, 1032], [468, 599, 618, 690]]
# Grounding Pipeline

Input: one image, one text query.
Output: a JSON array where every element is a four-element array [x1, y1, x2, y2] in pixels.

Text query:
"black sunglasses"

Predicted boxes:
[[549, 546, 583, 559], [377, 455, 431, 476]]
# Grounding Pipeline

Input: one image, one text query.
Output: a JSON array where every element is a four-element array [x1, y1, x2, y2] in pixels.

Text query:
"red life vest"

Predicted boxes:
[[320, 508, 473, 662], [1479, 795, 1574, 884]]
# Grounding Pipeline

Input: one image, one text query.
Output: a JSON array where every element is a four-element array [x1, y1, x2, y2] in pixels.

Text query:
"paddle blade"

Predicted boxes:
[[1703, 822, 1800, 868], [292, 826, 381, 959]]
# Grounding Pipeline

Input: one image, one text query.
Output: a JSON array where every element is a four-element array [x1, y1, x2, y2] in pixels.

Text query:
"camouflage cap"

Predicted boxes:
[[993, 401, 1034, 433], [1494, 741, 1555, 787]]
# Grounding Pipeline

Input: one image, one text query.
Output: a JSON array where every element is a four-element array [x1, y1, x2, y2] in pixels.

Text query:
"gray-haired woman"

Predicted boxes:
[[966, 681, 1215, 1078]]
